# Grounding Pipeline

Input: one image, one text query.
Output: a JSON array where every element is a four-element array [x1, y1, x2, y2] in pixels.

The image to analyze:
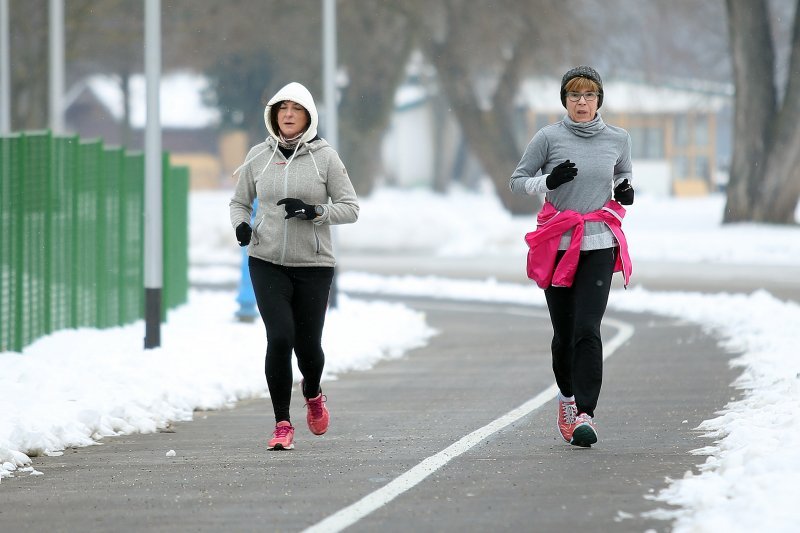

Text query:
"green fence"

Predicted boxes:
[[0, 131, 189, 352]]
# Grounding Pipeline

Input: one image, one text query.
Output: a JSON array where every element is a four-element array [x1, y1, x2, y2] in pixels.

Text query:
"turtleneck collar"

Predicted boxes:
[[563, 112, 606, 138], [276, 134, 321, 159]]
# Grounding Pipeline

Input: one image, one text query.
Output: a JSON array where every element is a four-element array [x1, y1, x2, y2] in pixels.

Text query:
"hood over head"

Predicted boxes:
[[264, 82, 319, 145]]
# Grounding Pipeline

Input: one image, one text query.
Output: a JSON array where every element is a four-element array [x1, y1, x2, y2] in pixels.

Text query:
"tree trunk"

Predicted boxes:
[[120, 70, 132, 149], [10, 0, 49, 130], [723, 0, 798, 223], [338, 122, 385, 197], [419, 24, 538, 214], [336, 2, 416, 196], [752, 0, 800, 223], [756, 141, 800, 223]]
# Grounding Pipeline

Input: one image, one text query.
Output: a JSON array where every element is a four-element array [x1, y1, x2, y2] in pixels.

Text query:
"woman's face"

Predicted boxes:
[[277, 101, 308, 138], [566, 92, 598, 123], [564, 78, 600, 123]]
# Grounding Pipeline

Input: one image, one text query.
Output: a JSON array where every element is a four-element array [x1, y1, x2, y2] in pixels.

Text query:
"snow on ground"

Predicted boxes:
[[3, 184, 800, 533], [188, 185, 800, 285], [334, 183, 800, 265], [0, 290, 434, 479]]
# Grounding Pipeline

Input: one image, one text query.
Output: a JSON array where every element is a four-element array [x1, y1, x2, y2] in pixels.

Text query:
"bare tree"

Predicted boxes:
[[165, 0, 413, 195], [67, 0, 144, 146], [399, 0, 583, 214], [337, 2, 416, 195], [8, 0, 48, 130], [8, 0, 96, 130], [579, 0, 730, 83], [725, 0, 800, 223], [164, 0, 323, 144]]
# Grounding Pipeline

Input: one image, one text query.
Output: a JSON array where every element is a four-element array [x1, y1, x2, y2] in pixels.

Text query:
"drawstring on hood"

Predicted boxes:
[[231, 143, 278, 177]]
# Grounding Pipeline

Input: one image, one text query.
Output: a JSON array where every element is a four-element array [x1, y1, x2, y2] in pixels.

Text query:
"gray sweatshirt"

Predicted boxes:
[[509, 113, 632, 250], [230, 82, 358, 267]]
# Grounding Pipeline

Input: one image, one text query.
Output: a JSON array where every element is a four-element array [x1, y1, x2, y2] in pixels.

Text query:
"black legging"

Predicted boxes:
[[544, 247, 616, 418], [248, 257, 334, 424]]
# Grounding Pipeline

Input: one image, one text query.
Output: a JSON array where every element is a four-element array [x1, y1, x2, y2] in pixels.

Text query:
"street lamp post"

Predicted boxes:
[[143, 0, 162, 349], [1, 0, 11, 133], [323, 0, 338, 151], [49, 0, 64, 134], [323, 0, 339, 308]]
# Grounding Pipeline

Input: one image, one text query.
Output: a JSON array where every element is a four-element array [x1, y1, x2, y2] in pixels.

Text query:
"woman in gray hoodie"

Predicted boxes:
[[230, 82, 359, 450]]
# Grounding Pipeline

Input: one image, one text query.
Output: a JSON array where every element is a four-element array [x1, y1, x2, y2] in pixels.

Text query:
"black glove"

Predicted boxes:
[[614, 179, 635, 205], [545, 160, 578, 190], [235, 222, 252, 246], [277, 197, 317, 220]]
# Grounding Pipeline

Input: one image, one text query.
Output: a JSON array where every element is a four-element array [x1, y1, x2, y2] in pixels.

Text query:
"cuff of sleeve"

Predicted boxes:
[[312, 204, 329, 225], [525, 177, 539, 195]]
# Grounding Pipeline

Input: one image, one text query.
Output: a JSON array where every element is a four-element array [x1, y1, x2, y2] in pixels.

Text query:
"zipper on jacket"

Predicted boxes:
[[280, 159, 290, 264], [313, 226, 320, 254]]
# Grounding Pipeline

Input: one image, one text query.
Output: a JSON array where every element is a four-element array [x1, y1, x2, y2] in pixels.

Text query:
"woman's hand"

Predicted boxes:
[[277, 198, 318, 220], [614, 180, 634, 205], [235, 222, 252, 246], [545, 160, 578, 190]]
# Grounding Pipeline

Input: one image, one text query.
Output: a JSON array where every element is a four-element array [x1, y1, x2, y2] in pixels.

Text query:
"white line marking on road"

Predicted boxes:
[[303, 302, 635, 533]]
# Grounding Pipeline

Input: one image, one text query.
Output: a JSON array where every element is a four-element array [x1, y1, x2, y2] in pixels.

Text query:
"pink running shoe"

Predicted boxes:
[[268, 421, 295, 450], [570, 413, 598, 448], [305, 391, 330, 435], [557, 394, 578, 443]]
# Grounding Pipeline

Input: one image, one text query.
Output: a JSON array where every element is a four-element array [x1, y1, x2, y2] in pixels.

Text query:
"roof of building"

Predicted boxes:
[[517, 77, 732, 114], [64, 71, 220, 129]]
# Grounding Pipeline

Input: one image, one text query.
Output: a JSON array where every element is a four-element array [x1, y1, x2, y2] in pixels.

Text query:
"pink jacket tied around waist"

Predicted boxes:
[[524, 200, 632, 289]]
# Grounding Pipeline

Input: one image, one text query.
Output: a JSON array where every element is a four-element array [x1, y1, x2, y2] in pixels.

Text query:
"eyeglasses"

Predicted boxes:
[[566, 92, 599, 102]]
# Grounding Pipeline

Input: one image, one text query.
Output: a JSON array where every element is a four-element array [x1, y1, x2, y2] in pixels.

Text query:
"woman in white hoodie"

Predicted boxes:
[[230, 82, 359, 450]]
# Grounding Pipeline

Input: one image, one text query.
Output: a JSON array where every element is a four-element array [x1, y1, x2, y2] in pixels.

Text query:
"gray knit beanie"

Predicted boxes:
[[560, 66, 604, 109]]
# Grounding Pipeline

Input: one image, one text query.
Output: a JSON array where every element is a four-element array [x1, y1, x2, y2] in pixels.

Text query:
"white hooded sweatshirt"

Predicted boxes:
[[229, 82, 359, 267]]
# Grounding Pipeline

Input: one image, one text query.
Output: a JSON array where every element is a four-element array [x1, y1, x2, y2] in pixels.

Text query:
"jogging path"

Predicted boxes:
[[1, 293, 737, 533]]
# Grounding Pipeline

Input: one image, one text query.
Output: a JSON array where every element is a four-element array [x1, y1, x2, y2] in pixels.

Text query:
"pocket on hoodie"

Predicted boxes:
[[288, 222, 321, 261], [312, 226, 321, 254], [252, 215, 265, 245]]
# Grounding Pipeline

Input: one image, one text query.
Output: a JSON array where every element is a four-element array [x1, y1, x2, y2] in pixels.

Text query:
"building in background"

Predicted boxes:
[[518, 77, 733, 196], [63, 71, 733, 197], [64, 72, 244, 190]]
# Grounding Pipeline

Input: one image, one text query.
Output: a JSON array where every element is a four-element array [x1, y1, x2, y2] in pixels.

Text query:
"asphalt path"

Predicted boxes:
[[6, 250, 797, 532], [2, 284, 742, 533]]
